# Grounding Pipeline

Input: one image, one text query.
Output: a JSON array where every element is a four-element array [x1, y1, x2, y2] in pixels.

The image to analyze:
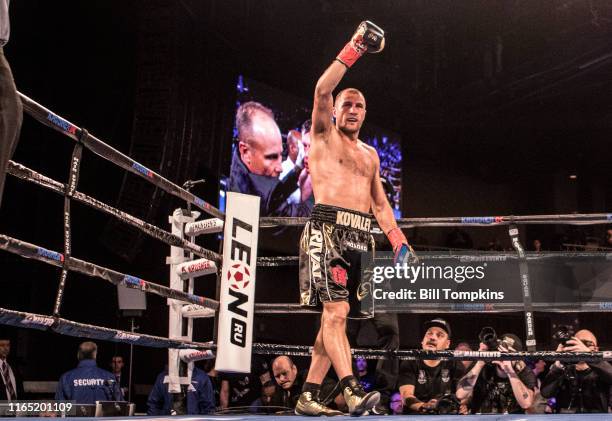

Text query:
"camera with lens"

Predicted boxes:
[[435, 394, 460, 415], [479, 327, 499, 350], [413, 395, 460, 415], [552, 325, 575, 346]]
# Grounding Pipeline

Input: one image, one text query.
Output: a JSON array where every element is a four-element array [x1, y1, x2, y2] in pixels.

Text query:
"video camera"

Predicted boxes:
[[479, 327, 499, 350], [408, 395, 461, 415], [552, 325, 575, 346], [435, 394, 461, 415], [478, 327, 519, 351]]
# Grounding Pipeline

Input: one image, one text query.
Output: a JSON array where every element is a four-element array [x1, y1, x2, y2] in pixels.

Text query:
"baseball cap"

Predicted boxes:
[[500, 333, 523, 352], [424, 318, 451, 338]]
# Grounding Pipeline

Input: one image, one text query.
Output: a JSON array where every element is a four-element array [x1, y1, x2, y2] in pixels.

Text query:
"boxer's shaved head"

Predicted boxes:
[[334, 88, 366, 108], [333, 88, 367, 135]]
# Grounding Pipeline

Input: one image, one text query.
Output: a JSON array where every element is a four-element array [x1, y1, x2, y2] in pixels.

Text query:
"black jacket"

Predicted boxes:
[[228, 150, 312, 217], [0, 359, 24, 400], [541, 361, 612, 413]]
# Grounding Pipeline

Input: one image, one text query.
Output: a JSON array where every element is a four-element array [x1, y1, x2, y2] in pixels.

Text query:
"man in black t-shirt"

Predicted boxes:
[[541, 329, 612, 413], [456, 333, 536, 414], [398, 319, 465, 414], [355, 357, 377, 393], [219, 357, 271, 409], [270, 356, 340, 410]]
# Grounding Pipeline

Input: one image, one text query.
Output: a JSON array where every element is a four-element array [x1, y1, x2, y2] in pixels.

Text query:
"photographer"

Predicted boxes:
[[398, 319, 465, 414], [456, 330, 536, 414], [541, 329, 612, 413]]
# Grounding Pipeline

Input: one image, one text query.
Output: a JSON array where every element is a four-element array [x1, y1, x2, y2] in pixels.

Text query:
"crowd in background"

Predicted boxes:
[[3, 319, 610, 416]]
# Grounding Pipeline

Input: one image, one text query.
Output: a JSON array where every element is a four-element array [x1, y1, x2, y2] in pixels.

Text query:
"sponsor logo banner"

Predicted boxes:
[[215, 193, 259, 373]]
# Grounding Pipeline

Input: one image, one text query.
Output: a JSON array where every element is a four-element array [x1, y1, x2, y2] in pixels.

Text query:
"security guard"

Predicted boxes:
[[147, 366, 215, 415], [55, 341, 123, 403]]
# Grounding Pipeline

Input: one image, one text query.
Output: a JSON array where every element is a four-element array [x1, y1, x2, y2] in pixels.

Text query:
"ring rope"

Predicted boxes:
[[54, 134, 85, 316], [508, 224, 536, 350], [17, 92, 224, 220], [0, 307, 210, 349], [260, 213, 612, 228], [1, 306, 607, 363], [248, 342, 612, 363], [0, 234, 219, 310], [7, 161, 220, 263], [257, 250, 612, 267], [253, 302, 612, 314]]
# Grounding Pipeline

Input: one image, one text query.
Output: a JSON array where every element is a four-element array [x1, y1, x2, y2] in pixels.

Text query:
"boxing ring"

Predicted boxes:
[[1, 92, 611, 419], [4, 413, 612, 421]]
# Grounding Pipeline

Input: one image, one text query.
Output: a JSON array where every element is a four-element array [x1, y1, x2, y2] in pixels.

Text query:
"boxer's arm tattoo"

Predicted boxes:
[[522, 393, 529, 399]]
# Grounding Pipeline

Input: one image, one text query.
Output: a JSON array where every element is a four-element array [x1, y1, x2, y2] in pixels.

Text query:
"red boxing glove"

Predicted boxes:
[[387, 227, 418, 265], [336, 21, 385, 68]]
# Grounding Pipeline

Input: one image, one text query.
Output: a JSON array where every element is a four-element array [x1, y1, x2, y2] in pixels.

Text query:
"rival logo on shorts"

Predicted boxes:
[[336, 211, 371, 232], [308, 228, 323, 282], [225, 217, 254, 348]]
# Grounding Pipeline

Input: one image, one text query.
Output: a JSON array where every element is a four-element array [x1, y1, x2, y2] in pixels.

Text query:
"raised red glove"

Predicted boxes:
[[336, 20, 385, 68]]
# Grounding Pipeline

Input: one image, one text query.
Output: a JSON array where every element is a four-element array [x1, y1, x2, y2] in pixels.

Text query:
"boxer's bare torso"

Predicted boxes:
[[309, 135, 377, 214], [309, 88, 380, 214]]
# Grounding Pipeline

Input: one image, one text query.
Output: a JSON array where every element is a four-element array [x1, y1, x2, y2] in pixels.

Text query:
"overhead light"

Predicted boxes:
[[569, 174, 577, 180]]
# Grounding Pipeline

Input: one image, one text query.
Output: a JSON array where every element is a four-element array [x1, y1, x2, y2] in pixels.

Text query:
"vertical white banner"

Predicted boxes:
[[215, 192, 260, 373]]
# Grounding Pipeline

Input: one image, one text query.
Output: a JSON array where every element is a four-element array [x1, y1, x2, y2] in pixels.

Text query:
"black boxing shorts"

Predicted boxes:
[[299, 203, 375, 319]]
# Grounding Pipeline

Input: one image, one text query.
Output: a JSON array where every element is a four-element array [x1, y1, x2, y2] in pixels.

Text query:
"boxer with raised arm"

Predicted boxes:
[[296, 21, 416, 416]]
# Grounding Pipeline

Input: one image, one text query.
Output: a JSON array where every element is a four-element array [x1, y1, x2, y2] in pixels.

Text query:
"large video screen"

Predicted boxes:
[[221, 75, 402, 218]]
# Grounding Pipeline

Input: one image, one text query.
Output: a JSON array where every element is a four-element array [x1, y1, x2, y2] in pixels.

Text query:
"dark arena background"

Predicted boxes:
[[0, 0, 611, 419]]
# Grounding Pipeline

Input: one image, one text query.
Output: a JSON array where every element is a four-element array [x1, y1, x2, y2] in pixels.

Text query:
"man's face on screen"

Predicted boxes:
[[0, 340, 10, 359], [239, 112, 283, 177]]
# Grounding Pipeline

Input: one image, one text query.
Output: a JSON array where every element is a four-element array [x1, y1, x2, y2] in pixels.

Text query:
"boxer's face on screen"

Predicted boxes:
[[333, 90, 366, 135], [239, 113, 283, 177]]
